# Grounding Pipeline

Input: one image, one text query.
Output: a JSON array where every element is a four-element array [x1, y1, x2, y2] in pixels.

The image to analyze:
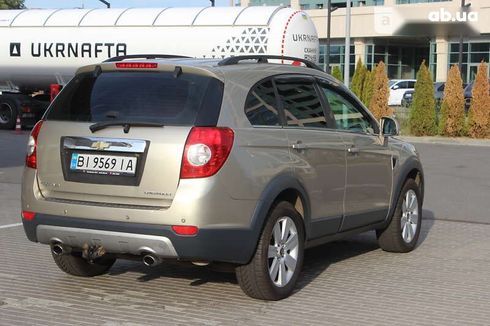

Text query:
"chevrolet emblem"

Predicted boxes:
[[91, 141, 111, 151]]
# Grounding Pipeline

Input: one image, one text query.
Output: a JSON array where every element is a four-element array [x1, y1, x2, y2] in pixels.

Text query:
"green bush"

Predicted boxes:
[[439, 65, 466, 136], [361, 66, 375, 108], [409, 61, 437, 136], [331, 66, 343, 83], [468, 61, 490, 138], [369, 61, 392, 120], [351, 58, 367, 99]]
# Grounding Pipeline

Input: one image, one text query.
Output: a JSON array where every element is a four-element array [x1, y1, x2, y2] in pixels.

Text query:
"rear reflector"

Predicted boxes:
[[21, 211, 36, 221], [115, 62, 158, 69], [172, 225, 199, 236]]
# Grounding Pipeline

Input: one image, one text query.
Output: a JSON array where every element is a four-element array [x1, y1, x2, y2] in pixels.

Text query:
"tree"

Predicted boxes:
[[0, 0, 25, 9], [331, 66, 343, 83], [467, 61, 490, 138], [361, 66, 375, 107], [409, 61, 437, 136], [368, 61, 392, 120], [439, 65, 466, 136], [351, 58, 367, 99]]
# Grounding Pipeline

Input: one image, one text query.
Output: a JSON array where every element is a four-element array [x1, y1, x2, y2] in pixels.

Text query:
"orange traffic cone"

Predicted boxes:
[[15, 116, 22, 134]]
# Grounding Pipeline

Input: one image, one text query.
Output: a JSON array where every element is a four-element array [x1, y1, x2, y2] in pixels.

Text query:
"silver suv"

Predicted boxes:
[[21, 55, 424, 300]]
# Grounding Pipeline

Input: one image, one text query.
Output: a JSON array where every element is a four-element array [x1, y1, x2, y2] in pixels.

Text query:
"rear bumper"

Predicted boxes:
[[23, 214, 257, 264]]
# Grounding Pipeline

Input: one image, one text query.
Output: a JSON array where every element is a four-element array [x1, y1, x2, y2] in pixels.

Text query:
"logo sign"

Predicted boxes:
[[91, 141, 111, 151], [428, 8, 478, 22], [10, 43, 21, 57], [373, 7, 403, 35], [8, 42, 127, 58]]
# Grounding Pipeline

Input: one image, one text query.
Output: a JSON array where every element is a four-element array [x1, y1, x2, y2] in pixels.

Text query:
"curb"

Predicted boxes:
[[398, 136, 490, 147]]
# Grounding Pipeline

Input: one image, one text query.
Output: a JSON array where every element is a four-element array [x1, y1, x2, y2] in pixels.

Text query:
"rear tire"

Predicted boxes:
[[236, 201, 304, 300], [0, 98, 17, 130], [377, 179, 422, 253], [52, 251, 115, 277]]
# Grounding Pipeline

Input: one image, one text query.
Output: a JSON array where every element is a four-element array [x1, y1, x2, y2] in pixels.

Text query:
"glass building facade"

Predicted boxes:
[[396, 0, 450, 4], [365, 45, 429, 79], [319, 44, 355, 77], [249, 0, 385, 8]]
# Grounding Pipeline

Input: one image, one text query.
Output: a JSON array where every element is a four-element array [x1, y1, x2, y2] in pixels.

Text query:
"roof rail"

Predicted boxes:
[[103, 54, 192, 63], [217, 55, 323, 72]]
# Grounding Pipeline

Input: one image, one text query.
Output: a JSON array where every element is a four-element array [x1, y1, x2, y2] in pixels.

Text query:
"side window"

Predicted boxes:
[[321, 86, 375, 134], [244, 79, 280, 126], [407, 81, 416, 88], [276, 81, 327, 128], [397, 81, 408, 89]]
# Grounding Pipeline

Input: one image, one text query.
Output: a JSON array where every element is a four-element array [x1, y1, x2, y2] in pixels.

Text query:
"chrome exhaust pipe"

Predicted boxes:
[[142, 254, 161, 267], [51, 244, 65, 256]]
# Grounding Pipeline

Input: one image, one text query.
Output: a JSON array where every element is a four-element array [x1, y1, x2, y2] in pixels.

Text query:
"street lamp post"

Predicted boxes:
[[344, 0, 351, 87], [458, 0, 471, 79], [325, 0, 338, 74]]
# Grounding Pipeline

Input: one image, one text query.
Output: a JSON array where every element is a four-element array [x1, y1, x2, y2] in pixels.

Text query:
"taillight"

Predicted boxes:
[[22, 211, 36, 221], [172, 225, 199, 236], [180, 127, 234, 179], [115, 62, 158, 69], [26, 120, 43, 169]]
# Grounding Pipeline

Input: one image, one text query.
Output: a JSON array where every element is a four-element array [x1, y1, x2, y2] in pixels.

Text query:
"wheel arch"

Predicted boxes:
[[387, 157, 424, 224], [245, 174, 311, 262]]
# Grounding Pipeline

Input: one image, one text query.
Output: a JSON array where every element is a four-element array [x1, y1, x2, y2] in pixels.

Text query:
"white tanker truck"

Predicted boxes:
[[0, 6, 319, 129]]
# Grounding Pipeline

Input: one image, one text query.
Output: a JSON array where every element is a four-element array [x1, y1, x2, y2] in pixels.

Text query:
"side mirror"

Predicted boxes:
[[391, 85, 399, 90], [380, 116, 399, 137]]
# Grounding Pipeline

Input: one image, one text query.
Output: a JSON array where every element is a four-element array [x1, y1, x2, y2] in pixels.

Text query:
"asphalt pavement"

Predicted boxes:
[[0, 130, 489, 325]]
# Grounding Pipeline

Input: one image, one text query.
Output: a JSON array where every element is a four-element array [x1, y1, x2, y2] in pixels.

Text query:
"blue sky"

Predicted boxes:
[[25, 0, 232, 9]]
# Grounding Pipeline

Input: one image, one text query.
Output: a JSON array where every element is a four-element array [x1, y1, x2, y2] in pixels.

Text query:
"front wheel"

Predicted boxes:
[[377, 179, 422, 253], [236, 201, 304, 300]]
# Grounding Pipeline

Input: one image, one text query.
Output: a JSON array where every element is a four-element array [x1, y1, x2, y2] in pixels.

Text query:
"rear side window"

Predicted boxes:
[[276, 81, 327, 128], [46, 71, 223, 126], [244, 79, 280, 126]]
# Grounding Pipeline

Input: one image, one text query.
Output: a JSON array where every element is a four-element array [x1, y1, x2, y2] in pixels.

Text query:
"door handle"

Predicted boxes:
[[347, 146, 360, 154], [291, 142, 307, 150]]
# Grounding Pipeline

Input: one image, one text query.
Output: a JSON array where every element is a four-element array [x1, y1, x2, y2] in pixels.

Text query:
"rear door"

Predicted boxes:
[[37, 68, 223, 208], [318, 81, 393, 231], [275, 75, 346, 238]]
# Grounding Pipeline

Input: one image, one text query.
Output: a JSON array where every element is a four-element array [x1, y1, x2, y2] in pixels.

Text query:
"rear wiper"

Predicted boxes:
[[89, 121, 164, 133]]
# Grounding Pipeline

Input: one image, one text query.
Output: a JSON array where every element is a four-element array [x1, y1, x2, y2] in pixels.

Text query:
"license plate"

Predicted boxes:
[[70, 153, 137, 176]]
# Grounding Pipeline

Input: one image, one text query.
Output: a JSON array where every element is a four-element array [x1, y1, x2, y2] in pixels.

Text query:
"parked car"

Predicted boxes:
[[401, 90, 414, 108], [401, 82, 445, 110], [21, 55, 424, 300], [389, 79, 416, 106]]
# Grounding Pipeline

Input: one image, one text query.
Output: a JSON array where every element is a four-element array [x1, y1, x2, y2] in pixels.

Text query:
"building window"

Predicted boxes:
[[429, 42, 437, 80], [365, 44, 429, 79], [448, 42, 490, 83], [396, 0, 451, 4], [319, 44, 355, 77], [299, 0, 384, 8]]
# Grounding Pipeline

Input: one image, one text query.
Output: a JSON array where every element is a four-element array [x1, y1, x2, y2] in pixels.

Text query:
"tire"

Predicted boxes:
[[0, 98, 18, 130], [377, 179, 422, 253], [52, 251, 116, 277], [236, 201, 304, 300]]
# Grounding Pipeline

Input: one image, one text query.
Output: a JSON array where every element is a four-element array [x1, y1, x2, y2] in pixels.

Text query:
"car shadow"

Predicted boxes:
[[107, 211, 435, 296]]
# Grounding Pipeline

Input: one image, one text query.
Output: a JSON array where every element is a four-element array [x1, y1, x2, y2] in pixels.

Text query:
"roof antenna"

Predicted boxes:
[[98, 0, 110, 8]]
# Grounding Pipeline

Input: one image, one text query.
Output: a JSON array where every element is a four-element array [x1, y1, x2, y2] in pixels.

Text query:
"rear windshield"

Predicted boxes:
[[46, 71, 223, 126]]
